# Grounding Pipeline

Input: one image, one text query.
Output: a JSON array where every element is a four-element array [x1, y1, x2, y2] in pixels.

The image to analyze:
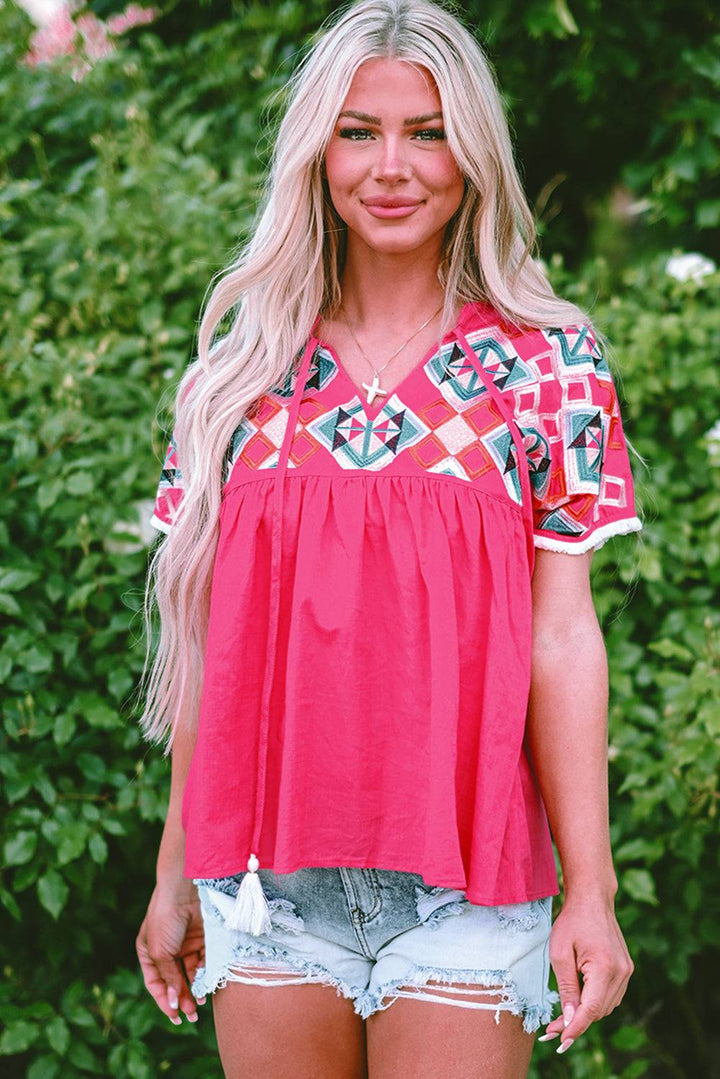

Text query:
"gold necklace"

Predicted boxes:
[[340, 301, 444, 405]]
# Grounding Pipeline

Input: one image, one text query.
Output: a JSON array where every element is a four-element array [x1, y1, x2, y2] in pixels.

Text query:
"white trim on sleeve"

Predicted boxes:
[[533, 515, 643, 555], [150, 513, 172, 535]]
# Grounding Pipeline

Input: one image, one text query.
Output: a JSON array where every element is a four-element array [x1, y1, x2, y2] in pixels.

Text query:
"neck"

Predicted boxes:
[[338, 239, 445, 328]]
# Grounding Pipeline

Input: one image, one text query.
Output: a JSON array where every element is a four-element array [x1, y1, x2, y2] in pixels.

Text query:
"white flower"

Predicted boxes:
[[706, 420, 720, 444], [665, 252, 717, 283], [706, 420, 720, 464]]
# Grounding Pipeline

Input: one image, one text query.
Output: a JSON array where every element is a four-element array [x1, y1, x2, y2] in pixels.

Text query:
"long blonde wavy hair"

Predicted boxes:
[[139, 0, 592, 751]]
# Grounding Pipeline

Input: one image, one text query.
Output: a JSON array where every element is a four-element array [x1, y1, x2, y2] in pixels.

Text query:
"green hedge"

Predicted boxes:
[[1, 3, 719, 1076]]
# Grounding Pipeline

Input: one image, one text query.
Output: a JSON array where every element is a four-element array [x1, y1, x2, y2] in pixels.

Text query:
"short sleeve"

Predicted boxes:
[[150, 433, 184, 535], [521, 323, 643, 554]]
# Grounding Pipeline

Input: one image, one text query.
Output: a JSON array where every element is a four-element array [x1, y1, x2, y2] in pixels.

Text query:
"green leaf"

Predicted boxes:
[[553, 0, 579, 35], [0, 592, 21, 616], [27, 1055, 61, 1079], [611, 1023, 648, 1050], [622, 868, 659, 906], [648, 639, 694, 661], [67, 1039, 99, 1072], [620, 1061, 651, 1079], [77, 752, 107, 782], [20, 646, 54, 673], [0, 1019, 40, 1055], [45, 1015, 70, 1056], [88, 832, 108, 865], [37, 869, 70, 920], [4, 829, 38, 866], [57, 822, 88, 866], [102, 818, 126, 836], [66, 472, 94, 496], [53, 713, 77, 746], [0, 886, 22, 921], [37, 479, 64, 511], [126, 1042, 153, 1079], [0, 568, 38, 591]]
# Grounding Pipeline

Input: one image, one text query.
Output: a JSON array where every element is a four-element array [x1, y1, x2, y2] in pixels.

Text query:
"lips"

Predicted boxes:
[[362, 197, 424, 208]]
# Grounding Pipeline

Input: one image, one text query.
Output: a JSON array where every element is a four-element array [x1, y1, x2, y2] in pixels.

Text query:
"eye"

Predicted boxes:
[[413, 128, 446, 141], [338, 127, 375, 140]]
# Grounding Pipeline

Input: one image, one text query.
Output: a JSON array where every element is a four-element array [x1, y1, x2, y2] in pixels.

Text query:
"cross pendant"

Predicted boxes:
[[361, 371, 387, 406]]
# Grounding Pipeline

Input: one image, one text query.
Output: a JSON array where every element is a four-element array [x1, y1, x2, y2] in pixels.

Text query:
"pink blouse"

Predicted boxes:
[[151, 300, 642, 904]]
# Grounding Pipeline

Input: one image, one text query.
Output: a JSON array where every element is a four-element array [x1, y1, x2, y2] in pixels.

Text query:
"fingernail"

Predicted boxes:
[[557, 1038, 575, 1054], [167, 987, 178, 1009], [187, 1012, 198, 1023], [170, 1015, 181, 1026], [196, 996, 207, 1006], [563, 1004, 575, 1027], [538, 1031, 560, 1042]]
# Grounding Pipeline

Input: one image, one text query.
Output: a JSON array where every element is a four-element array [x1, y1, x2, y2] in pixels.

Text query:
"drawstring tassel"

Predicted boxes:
[[226, 853, 273, 936]]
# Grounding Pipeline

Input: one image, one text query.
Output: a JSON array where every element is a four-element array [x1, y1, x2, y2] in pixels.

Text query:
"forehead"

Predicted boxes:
[[339, 58, 442, 117]]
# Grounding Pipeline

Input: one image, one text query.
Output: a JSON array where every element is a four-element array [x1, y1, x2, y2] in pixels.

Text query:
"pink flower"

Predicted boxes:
[[24, 8, 76, 67], [107, 4, 158, 36], [22, 2, 159, 76]]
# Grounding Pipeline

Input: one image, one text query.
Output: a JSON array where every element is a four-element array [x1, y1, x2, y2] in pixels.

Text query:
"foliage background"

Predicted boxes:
[[1, 0, 719, 1075]]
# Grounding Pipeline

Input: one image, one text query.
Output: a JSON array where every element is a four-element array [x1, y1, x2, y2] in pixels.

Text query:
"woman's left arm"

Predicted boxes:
[[525, 547, 635, 1053]]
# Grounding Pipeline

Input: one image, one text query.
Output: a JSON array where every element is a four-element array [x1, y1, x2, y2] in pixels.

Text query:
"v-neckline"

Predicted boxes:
[[312, 312, 468, 423]]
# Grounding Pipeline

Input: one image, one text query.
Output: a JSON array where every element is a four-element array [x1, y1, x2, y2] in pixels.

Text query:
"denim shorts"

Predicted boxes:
[[191, 866, 559, 1034]]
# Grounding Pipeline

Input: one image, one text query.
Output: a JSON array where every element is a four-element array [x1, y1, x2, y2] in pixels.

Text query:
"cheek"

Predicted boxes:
[[323, 145, 360, 195], [426, 153, 464, 199]]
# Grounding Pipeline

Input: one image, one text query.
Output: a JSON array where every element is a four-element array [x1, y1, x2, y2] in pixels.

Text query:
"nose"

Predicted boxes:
[[370, 134, 412, 183]]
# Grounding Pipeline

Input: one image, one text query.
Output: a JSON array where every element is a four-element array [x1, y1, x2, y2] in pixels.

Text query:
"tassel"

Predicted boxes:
[[225, 853, 273, 936]]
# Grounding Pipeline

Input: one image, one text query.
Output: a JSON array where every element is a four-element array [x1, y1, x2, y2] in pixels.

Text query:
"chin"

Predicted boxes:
[[354, 224, 440, 255]]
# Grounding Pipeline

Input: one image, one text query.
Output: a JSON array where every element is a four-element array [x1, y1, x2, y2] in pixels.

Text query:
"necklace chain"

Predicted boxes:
[[339, 301, 444, 406]]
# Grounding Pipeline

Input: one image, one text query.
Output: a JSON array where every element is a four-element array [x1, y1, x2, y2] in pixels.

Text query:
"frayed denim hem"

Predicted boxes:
[[352, 965, 560, 1032], [192, 942, 560, 1035], [191, 937, 363, 1005]]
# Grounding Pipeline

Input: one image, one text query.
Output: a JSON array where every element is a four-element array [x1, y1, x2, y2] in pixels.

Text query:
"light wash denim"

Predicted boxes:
[[192, 866, 559, 1034]]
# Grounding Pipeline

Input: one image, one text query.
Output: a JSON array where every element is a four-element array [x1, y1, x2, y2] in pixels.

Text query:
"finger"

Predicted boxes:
[[560, 971, 616, 1043], [551, 953, 582, 1032], [137, 950, 183, 1024], [181, 951, 205, 1005], [181, 948, 203, 985], [136, 925, 179, 1023], [600, 968, 631, 1017], [175, 965, 200, 1022], [154, 956, 193, 1023]]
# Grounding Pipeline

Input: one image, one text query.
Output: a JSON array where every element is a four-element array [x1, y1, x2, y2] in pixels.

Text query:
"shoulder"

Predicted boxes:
[[458, 301, 601, 371], [459, 304, 603, 402]]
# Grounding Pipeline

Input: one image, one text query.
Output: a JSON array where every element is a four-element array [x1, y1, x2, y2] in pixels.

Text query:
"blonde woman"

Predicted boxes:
[[135, 1, 642, 1075]]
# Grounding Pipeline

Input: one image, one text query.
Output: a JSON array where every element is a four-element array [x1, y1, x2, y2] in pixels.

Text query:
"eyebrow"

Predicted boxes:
[[338, 110, 444, 125]]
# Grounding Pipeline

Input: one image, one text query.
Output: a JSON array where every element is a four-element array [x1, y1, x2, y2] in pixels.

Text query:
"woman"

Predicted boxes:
[[135, 1, 642, 1075]]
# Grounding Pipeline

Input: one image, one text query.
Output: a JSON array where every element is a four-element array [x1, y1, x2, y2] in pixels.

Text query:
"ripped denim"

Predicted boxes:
[[191, 866, 559, 1034]]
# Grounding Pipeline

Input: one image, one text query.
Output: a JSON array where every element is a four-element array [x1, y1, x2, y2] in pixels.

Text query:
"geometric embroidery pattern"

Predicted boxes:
[[307, 395, 429, 471], [267, 343, 339, 399], [158, 434, 181, 488], [426, 341, 488, 409], [565, 407, 604, 492], [546, 326, 610, 377], [409, 396, 494, 482], [467, 335, 536, 392], [519, 425, 551, 500], [481, 425, 522, 503], [224, 396, 322, 477]]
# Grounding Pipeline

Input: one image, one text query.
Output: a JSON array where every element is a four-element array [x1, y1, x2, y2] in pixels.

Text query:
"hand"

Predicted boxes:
[[136, 878, 206, 1026], [538, 895, 634, 1053]]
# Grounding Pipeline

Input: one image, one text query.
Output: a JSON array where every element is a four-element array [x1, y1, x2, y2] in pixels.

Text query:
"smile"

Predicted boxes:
[[361, 198, 424, 219]]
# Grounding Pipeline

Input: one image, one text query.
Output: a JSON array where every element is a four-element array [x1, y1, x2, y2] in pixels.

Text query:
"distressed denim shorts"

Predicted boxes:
[[191, 867, 560, 1034]]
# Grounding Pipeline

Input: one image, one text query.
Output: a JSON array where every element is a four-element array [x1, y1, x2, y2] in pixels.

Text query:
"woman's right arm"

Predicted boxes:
[[136, 720, 206, 1025]]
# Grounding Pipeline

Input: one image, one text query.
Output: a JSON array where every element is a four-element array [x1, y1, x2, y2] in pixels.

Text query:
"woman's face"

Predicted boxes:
[[323, 58, 465, 258]]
